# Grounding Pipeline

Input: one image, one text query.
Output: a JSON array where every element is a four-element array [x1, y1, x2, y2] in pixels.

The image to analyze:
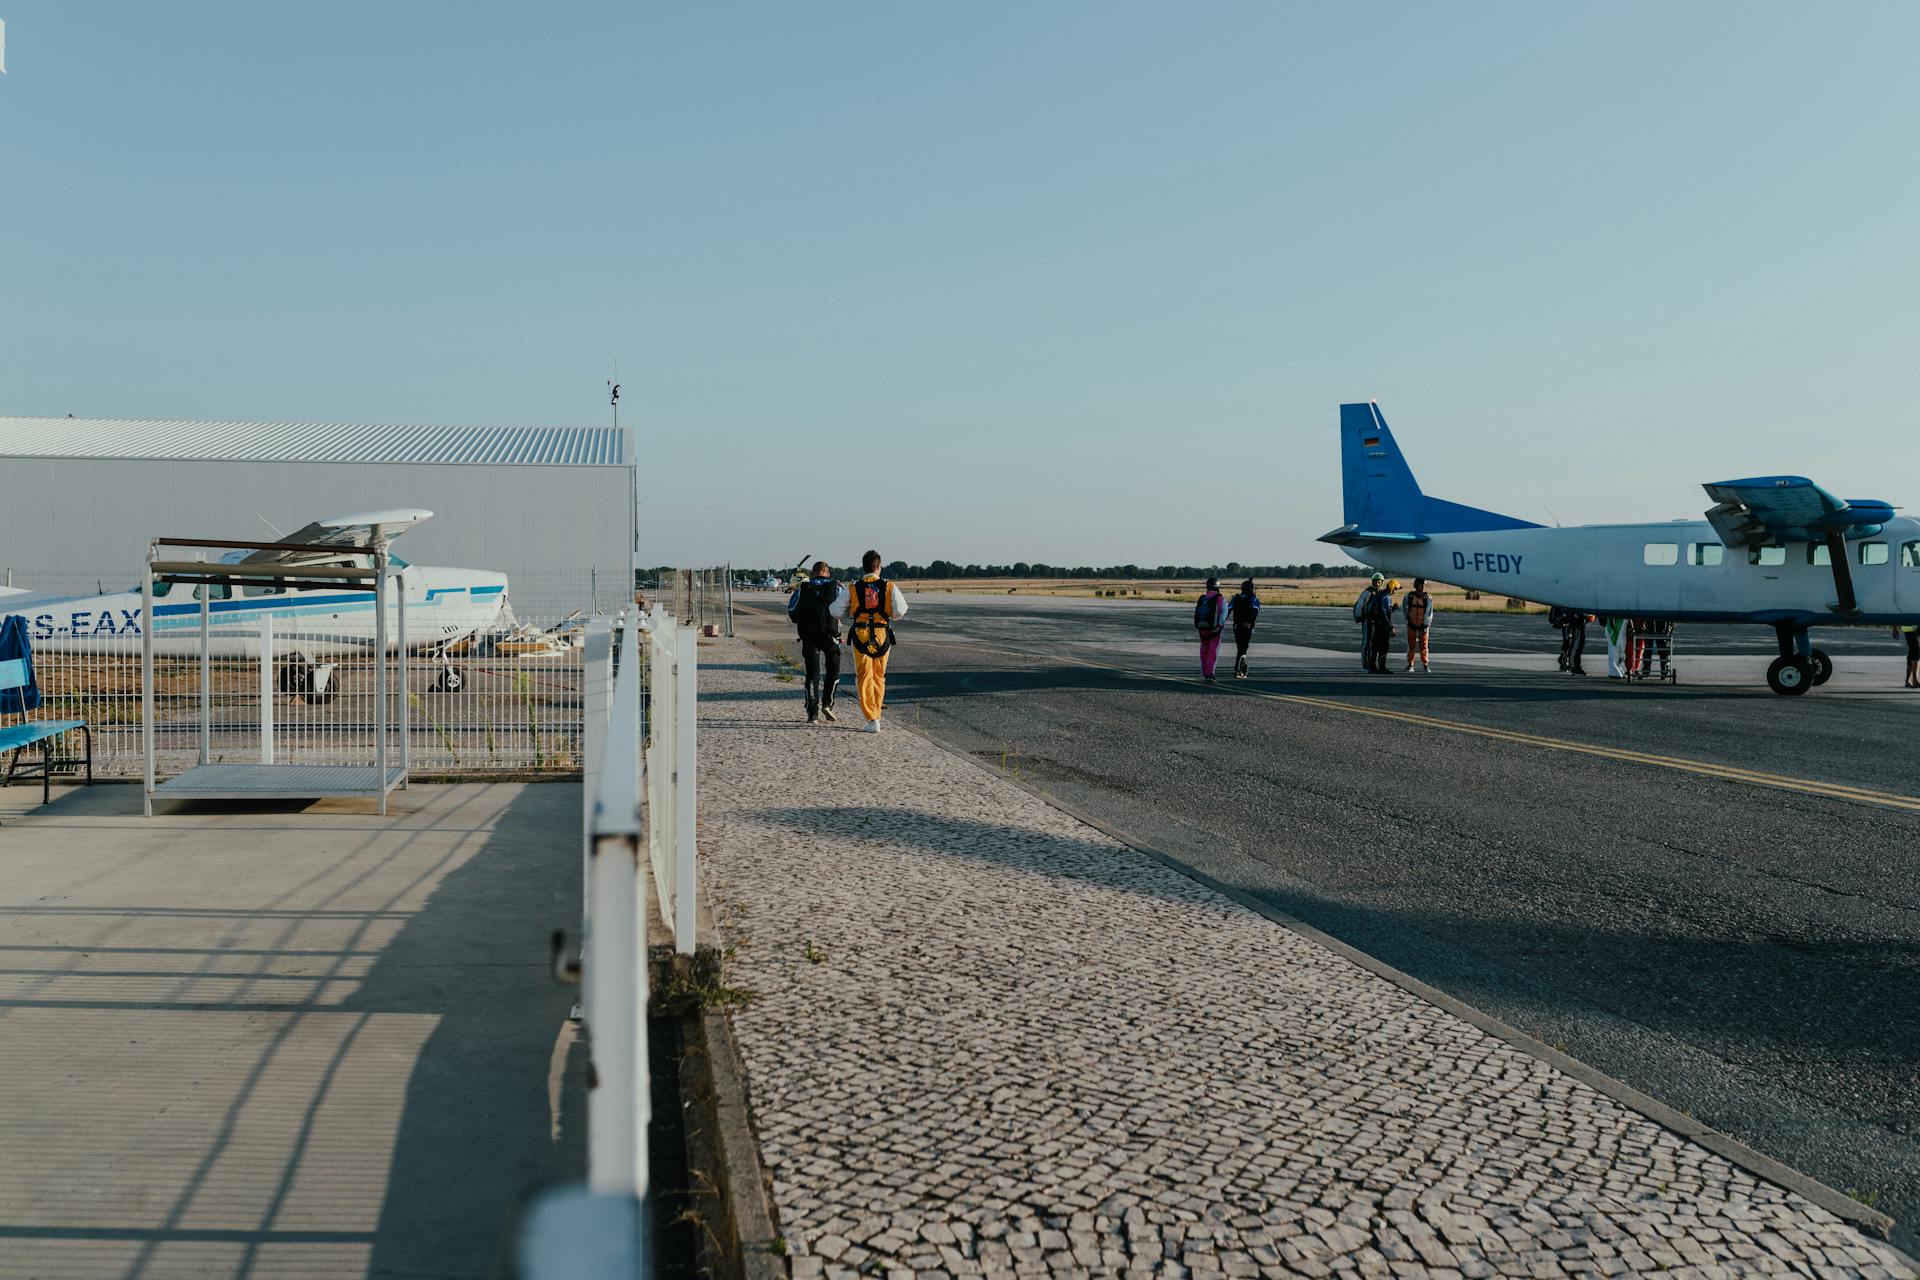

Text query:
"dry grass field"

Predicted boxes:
[[888, 577, 1546, 613]]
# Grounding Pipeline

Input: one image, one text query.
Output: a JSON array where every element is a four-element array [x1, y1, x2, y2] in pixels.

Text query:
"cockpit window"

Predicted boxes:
[[1860, 542, 1889, 566], [1903, 541, 1920, 568]]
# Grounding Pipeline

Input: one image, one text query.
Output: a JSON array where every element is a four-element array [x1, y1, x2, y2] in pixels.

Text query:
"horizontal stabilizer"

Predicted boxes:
[[1318, 525, 1429, 547]]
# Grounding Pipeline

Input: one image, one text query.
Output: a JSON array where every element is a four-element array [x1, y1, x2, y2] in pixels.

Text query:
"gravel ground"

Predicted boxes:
[[698, 638, 1914, 1279]]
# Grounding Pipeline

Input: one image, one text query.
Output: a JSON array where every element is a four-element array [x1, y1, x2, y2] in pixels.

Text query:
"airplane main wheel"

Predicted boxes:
[[1809, 648, 1834, 686], [1767, 656, 1815, 696]]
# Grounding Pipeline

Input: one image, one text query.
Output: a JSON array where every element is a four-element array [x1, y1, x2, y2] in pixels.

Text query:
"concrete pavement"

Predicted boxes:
[[698, 637, 1914, 1279], [0, 782, 584, 1279]]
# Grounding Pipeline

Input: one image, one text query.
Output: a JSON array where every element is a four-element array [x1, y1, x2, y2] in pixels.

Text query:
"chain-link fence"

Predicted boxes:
[[651, 566, 733, 636], [21, 615, 593, 778]]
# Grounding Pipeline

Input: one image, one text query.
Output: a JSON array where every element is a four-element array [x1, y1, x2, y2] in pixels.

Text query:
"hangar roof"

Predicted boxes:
[[0, 416, 628, 466]]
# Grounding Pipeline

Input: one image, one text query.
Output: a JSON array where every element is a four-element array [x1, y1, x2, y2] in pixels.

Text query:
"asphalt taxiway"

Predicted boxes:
[[735, 592, 1920, 1251]]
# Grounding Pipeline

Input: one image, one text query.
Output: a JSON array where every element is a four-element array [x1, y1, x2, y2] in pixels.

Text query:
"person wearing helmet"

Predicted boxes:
[[1353, 572, 1386, 672], [1193, 576, 1228, 682], [1226, 578, 1261, 678]]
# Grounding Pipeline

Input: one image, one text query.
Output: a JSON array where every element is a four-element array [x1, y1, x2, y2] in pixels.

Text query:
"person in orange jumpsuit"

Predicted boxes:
[[839, 549, 909, 732]]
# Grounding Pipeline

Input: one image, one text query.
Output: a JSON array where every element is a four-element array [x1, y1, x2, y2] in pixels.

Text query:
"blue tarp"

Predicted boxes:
[[0, 615, 42, 714]]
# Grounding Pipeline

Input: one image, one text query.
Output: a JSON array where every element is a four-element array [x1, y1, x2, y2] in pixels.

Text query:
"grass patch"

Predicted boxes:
[[653, 971, 755, 1018]]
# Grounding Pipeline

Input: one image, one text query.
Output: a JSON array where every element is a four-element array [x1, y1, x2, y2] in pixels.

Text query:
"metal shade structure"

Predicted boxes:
[[139, 530, 410, 815]]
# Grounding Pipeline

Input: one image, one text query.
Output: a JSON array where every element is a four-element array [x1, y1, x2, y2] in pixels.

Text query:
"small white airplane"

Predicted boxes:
[[1, 509, 511, 694], [1321, 402, 1920, 696]]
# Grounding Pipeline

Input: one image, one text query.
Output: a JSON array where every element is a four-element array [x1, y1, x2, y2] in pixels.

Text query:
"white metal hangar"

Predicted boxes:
[[0, 416, 635, 616]]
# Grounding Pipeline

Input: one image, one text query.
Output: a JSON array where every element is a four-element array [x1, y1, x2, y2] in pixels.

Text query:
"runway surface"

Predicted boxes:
[[734, 593, 1920, 1250]]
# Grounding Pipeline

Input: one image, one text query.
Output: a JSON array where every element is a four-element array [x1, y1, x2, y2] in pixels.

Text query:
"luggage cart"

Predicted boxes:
[[1625, 619, 1677, 684]]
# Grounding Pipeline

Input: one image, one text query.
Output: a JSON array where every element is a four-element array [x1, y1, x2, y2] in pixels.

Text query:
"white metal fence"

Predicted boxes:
[[519, 607, 700, 1277], [516, 614, 651, 1280], [643, 609, 698, 955], [655, 567, 733, 638], [24, 616, 591, 777]]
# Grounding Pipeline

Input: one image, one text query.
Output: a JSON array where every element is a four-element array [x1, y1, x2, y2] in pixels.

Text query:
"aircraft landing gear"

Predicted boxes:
[[1768, 624, 1822, 697], [277, 657, 338, 705], [433, 666, 466, 694], [1809, 647, 1833, 686], [1766, 656, 1814, 696]]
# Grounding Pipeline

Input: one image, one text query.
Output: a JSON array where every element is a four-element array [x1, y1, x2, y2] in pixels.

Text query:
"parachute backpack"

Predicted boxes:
[[848, 577, 896, 658]]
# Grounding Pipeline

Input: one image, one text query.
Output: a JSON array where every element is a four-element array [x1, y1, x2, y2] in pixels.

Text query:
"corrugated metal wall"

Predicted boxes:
[[0, 457, 635, 615]]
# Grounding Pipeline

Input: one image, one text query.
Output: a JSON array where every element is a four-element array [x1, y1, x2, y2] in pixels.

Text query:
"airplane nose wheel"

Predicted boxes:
[[1766, 655, 1815, 696], [1809, 647, 1834, 686], [433, 666, 465, 694]]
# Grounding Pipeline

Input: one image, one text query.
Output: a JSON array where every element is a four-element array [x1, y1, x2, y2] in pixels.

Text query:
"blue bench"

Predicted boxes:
[[0, 657, 93, 806]]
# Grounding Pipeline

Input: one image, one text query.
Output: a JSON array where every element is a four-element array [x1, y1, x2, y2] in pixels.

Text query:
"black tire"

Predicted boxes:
[[1766, 656, 1815, 696], [434, 668, 466, 694], [1809, 648, 1834, 686]]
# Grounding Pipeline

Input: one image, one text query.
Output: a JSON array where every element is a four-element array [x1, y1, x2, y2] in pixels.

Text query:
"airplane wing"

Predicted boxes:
[[240, 509, 434, 565], [1701, 478, 1891, 547]]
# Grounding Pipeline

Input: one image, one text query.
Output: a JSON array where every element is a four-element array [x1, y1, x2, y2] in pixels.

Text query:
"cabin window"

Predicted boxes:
[[1903, 541, 1920, 568], [242, 582, 288, 597], [1860, 542, 1889, 566], [1808, 543, 1831, 567], [1642, 542, 1679, 566], [1688, 543, 1724, 566], [191, 583, 232, 602], [1750, 546, 1786, 566], [151, 580, 174, 599]]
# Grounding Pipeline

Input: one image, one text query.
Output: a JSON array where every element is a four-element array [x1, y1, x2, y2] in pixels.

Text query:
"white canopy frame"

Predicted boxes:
[[139, 528, 409, 816]]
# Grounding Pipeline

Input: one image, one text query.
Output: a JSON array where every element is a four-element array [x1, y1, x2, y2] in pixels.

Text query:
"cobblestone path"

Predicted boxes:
[[698, 641, 1913, 1279]]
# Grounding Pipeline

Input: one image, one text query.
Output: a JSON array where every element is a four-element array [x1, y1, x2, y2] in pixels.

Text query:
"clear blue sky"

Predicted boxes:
[[3, 3, 1917, 568]]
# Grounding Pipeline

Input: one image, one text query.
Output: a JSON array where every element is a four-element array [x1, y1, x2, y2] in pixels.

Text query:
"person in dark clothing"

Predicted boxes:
[[1226, 578, 1261, 678], [1364, 578, 1397, 674], [1354, 573, 1385, 671], [1565, 609, 1589, 675], [786, 560, 848, 723]]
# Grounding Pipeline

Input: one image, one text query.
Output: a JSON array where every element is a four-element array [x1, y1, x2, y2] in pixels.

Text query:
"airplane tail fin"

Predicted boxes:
[[1329, 401, 1539, 542]]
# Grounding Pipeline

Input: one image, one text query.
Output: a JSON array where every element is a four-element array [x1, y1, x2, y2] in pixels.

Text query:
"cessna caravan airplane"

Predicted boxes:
[[1, 510, 511, 690], [1320, 403, 1920, 696]]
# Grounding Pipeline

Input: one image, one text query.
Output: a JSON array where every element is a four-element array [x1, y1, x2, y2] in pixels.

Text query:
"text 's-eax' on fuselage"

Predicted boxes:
[[1319, 402, 1918, 697], [0, 509, 511, 659]]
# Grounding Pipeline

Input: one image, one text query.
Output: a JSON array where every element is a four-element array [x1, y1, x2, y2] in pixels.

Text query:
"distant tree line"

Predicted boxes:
[[711, 561, 1360, 582]]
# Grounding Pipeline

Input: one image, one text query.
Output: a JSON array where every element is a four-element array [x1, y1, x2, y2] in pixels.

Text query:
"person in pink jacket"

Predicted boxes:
[[1193, 577, 1228, 682]]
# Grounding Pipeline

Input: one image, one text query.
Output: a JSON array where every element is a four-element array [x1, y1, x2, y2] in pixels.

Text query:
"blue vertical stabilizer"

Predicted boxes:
[[1334, 402, 1539, 539]]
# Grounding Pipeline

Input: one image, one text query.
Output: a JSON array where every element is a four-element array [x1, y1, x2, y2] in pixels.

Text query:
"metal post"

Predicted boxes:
[[587, 618, 648, 1197], [724, 563, 735, 638], [583, 617, 615, 907], [198, 576, 211, 766], [374, 540, 388, 814], [397, 568, 409, 786], [141, 548, 155, 817], [259, 615, 274, 764], [674, 623, 698, 955]]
